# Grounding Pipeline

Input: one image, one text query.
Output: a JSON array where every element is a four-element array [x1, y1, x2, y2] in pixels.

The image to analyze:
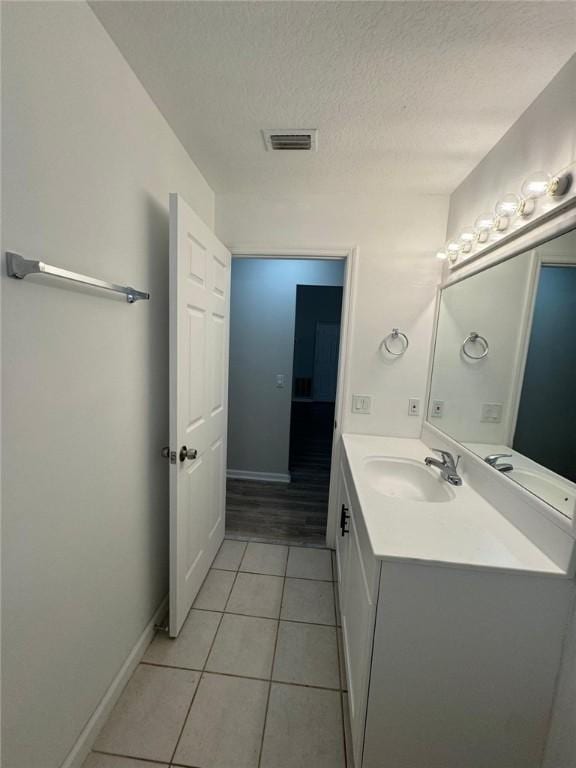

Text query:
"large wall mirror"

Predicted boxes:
[[428, 226, 576, 519]]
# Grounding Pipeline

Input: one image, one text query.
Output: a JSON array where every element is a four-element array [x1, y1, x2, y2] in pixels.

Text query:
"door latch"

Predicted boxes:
[[161, 446, 177, 464]]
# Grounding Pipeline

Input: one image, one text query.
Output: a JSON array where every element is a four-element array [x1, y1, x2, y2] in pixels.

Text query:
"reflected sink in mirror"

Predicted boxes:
[[509, 469, 576, 519], [363, 457, 456, 502]]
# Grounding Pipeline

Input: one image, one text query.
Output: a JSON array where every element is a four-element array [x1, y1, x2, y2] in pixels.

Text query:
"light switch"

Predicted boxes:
[[352, 394, 372, 414], [408, 398, 420, 416], [276, 374, 285, 388], [481, 403, 503, 423]]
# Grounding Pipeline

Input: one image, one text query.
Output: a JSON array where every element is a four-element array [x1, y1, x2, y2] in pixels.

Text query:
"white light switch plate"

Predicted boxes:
[[408, 398, 420, 416], [352, 394, 372, 414], [481, 402, 503, 423]]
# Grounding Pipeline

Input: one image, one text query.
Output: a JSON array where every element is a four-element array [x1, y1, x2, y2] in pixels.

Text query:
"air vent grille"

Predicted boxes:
[[262, 129, 318, 152], [270, 134, 311, 151]]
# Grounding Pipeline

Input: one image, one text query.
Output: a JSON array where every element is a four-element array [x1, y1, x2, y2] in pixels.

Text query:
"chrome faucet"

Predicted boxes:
[[424, 449, 463, 486], [484, 453, 514, 473]]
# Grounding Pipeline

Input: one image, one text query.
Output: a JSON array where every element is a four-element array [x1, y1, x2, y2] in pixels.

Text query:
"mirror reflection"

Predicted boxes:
[[428, 228, 576, 518]]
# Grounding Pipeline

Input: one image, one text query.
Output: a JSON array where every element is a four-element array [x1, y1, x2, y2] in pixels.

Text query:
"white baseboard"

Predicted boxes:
[[227, 469, 291, 484], [60, 595, 168, 768]]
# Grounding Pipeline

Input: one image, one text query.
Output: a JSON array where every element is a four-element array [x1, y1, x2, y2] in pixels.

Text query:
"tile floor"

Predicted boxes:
[[84, 540, 351, 768]]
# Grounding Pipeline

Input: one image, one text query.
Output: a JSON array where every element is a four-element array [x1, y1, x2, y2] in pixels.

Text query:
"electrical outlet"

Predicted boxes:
[[352, 394, 372, 414], [481, 403, 503, 423], [431, 400, 444, 418], [408, 398, 420, 416]]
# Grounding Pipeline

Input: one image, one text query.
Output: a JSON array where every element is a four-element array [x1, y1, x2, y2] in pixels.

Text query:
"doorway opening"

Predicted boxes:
[[225, 257, 346, 546]]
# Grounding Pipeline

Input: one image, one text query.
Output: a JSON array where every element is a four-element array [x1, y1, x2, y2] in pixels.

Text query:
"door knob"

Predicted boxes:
[[179, 445, 198, 462]]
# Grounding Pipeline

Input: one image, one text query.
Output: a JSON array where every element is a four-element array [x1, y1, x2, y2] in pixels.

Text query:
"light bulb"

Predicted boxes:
[[458, 228, 475, 253], [474, 213, 494, 243], [446, 241, 461, 263], [459, 228, 475, 243], [521, 172, 551, 199], [436, 250, 448, 260], [495, 194, 521, 218]]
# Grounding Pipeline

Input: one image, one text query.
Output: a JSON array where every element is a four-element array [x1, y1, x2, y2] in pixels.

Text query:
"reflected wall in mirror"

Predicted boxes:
[[428, 227, 576, 519]]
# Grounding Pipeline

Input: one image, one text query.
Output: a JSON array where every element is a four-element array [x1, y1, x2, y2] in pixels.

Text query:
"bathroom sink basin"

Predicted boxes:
[[509, 469, 576, 518], [363, 457, 456, 502]]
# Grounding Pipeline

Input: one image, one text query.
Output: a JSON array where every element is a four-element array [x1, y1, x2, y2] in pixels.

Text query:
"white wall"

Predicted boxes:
[[445, 55, 576, 768], [2, 4, 214, 767], [447, 55, 576, 240], [217, 193, 449, 439], [228, 258, 344, 477], [430, 252, 533, 443]]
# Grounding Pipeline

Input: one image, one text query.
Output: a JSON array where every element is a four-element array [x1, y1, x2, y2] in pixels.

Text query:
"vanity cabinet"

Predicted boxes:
[[335, 469, 379, 768], [335, 452, 573, 768]]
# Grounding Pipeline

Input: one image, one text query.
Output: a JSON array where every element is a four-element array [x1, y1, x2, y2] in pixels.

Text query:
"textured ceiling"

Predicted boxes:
[[91, 1, 576, 197]]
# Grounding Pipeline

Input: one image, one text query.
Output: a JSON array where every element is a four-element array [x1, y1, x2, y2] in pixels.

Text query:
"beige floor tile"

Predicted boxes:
[[83, 755, 167, 768], [143, 609, 221, 670], [174, 673, 268, 768], [193, 569, 235, 611], [260, 683, 345, 768], [240, 542, 288, 576], [206, 613, 277, 678], [273, 621, 339, 689], [286, 547, 332, 580], [213, 539, 247, 571], [281, 578, 335, 625], [94, 665, 198, 763], [227, 572, 284, 618]]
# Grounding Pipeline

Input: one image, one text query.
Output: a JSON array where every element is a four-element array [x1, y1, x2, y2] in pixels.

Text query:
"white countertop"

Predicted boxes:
[[342, 433, 566, 576]]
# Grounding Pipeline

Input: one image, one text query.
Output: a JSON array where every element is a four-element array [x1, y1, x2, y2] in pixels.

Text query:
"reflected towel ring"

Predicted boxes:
[[383, 328, 409, 356], [462, 331, 489, 360]]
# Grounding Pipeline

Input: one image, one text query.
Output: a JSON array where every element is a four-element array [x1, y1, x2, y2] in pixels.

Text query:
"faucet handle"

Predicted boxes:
[[485, 453, 513, 465], [432, 448, 454, 464]]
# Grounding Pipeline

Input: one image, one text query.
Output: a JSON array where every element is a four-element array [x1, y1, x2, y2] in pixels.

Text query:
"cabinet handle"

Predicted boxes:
[[340, 503, 350, 536]]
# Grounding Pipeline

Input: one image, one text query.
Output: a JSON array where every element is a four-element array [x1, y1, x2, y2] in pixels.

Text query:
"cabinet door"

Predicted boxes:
[[335, 467, 351, 592], [341, 504, 377, 768]]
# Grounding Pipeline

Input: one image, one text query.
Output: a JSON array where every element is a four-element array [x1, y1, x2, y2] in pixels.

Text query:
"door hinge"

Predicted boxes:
[[161, 446, 177, 464]]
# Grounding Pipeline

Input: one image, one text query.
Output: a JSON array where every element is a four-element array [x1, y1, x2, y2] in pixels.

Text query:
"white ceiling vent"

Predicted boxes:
[[262, 129, 318, 152]]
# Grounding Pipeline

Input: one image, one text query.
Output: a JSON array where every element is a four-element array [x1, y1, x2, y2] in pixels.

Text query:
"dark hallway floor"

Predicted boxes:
[[226, 402, 335, 545]]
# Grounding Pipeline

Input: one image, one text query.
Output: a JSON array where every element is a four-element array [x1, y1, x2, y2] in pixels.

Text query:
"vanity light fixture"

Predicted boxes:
[[435, 161, 575, 267]]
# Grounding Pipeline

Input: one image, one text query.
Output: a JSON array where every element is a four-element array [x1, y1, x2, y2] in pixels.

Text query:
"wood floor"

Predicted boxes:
[[226, 402, 335, 546]]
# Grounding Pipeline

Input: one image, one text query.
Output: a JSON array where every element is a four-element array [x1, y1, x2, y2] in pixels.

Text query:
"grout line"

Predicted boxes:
[[193, 604, 336, 627], [91, 749, 171, 765], [211, 565, 334, 583], [168, 562, 244, 766], [333, 579, 349, 768], [141, 658, 342, 693], [256, 542, 289, 768]]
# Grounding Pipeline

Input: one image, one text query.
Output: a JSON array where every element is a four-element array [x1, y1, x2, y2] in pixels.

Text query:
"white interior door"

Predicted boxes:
[[313, 321, 340, 401], [169, 193, 230, 637]]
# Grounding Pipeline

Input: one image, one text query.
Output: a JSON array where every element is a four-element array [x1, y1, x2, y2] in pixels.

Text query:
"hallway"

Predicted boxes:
[[225, 403, 335, 545], [83, 540, 350, 768]]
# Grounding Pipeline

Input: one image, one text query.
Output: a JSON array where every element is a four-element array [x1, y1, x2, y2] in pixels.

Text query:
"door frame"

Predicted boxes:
[[230, 246, 358, 548]]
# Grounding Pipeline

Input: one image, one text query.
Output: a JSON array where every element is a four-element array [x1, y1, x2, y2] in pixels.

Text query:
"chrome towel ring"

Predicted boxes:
[[383, 328, 409, 356], [462, 331, 489, 360]]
